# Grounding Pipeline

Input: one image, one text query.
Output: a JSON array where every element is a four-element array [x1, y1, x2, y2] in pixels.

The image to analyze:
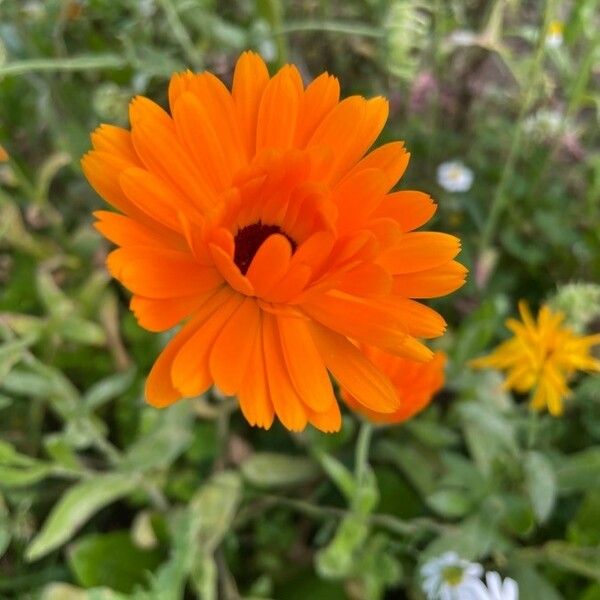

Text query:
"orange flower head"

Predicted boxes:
[[471, 301, 600, 416], [82, 52, 466, 433], [342, 349, 446, 423]]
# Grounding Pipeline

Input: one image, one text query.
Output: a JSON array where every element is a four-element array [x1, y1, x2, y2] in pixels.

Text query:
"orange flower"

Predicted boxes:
[[0, 144, 8, 162], [82, 52, 466, 432], [342, 349, 446, 423]]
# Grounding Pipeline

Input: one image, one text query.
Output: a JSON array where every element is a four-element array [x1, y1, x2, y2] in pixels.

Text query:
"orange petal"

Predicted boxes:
[[93, 210, 183, 250], [373, 191, 437, 232], [308, 321, 399, 413], [336, 262, 393, 296], [209, 243, 255, 296], [145, 316, 203, 407], [305, 400, 342, 433], [172, 92, 231, 192], [238, 312, 275, 429], [119, 167, 197, 231], [246, 234, 293, 298], [309, 96, 388, 183], [170, 289, 243, 397], [268, 264, 312, 304], [256, 66, 301, 151], [130, 292, 213, 332], [277, 314, 336, 412], [392, 260, 467, 298], [262, 313, 307, 431], [394, 297, 447, 339], [295, 72, 340, 147], [209, 297, 261, 395], [302, 291, 408, 354], [129, 97, 216, 212], [232, 51, 271, 158], [346, 142, 410, 192], [178, 71, 247, 173], [90, 124, 141, 165], [82, 151, 145, 218], [378, 232, 461, 274], [107, 246, 222, 298], [331, 168, 388, 232]]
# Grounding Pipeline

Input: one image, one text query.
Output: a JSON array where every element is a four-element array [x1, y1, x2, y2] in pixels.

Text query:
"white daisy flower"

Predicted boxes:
[[421, 552, 484, 600], [437, 161, 474, 192], [470, 572, 519, 600], [545, 21, 564, 48]]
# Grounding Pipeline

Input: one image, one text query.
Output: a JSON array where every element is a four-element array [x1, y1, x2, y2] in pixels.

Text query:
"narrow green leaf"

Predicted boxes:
[[26, 473, 140, 561], [524, 451, 556, 522], [241, 452, 319, 488]]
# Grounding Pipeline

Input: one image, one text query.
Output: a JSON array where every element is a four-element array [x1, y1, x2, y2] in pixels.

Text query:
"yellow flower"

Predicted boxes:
[[471, 301, 600, 416]]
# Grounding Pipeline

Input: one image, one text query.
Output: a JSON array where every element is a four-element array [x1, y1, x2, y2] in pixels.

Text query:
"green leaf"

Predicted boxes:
[[422, 513, 504, 562], [501, 493, 535, 537], [405, 419, 460, 449], [545, 542, 600, 582], [59, 316, 106, 346], [314, 450, 355, 501], [375, 440, 437, 496], [83, 369, 136, 410], [315, 513, 370, 578], [459, 401, 518, 474], [241, 452, 319, 488], [68, 531, 162, 593], [568, 490, 600, 546], [120, 403, 193, 472], [0, 335, 37, 382], [426, 489, 473, 519], [507, 563, 564, 600], [41, 583, 128, 600], [524, 451, 556, 522], [189, 470, 242, 553], [0, 464, 54, 487], [26, 473, 140, 561], [556, 448, 600, 493]]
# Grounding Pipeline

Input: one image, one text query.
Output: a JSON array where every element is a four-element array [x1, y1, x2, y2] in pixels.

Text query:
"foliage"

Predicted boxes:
[[1, 0, 599, 598]]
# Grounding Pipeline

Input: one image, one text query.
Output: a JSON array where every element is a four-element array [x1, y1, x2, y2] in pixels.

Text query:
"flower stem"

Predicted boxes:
[[355, 421, 373, 483], [479, 0, 555, 253], [156, 0, 203, 69], [275, 20, 383, 39]]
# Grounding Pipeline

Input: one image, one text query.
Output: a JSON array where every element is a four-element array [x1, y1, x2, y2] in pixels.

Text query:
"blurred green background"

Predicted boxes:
[[1, 0, 599, 598]]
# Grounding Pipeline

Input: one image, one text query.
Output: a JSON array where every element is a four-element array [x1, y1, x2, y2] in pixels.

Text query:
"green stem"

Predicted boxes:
[[355, 421, 373, 484], [0, 54, 127, 77], [274, 20, 383, 39], [156, 0, 203, 69], [528, 34, 600, 199], [479, 0, 555, 252]]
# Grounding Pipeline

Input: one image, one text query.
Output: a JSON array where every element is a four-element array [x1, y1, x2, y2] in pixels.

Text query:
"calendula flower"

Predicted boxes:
[[437, 160, 474, 193], [545, 20, 564, 48], [0, 143, 8, 162], [82, 52, 466, 432], [342, 349, 446, 423], [471, 301, 600, 416], [471, 572, 519, 600], [421, 552, 484, 600]]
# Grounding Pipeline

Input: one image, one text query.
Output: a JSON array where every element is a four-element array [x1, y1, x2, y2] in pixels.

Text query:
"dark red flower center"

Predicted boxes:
[[233, 221, 297, 275]]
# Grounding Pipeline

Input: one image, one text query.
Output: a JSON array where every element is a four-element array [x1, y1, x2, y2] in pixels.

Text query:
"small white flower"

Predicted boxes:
[[421, 552, 484, 600], [470, 572, 519, 600], [437, 161, 474, 193], [522, 109, 563, 140], [545, 21, 564, 48]]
